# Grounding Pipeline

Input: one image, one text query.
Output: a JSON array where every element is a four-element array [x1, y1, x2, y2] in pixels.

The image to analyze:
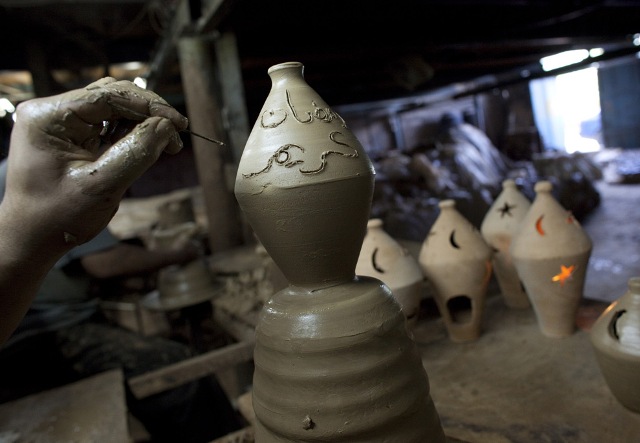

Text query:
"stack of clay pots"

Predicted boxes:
[[234, 61, 445, 442], [143, 196, 220, 312]]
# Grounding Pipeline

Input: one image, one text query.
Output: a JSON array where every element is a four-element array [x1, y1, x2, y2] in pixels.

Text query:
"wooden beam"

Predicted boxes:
[[3, 0, 145, 5], [128, 340, 255, 399], [146, 0, 191, 91], [146, 0, 235, 90], [177, 36, 244, 251], [196, 0, 238, 34], [213, 31, 250, 168]]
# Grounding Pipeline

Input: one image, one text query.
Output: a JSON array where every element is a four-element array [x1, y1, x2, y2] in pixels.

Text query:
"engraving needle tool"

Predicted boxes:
[[107, 101, 225, 146]]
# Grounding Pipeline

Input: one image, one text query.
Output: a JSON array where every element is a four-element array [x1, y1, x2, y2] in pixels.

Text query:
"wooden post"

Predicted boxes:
[[212, 31, 250, 170], [177, 36, 242, 252]]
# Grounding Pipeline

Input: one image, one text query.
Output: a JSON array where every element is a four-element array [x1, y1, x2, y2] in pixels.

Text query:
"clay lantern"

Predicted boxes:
[[511, 180, 592, 338], [481, 179, 531, 309], [590, 276, 640, 413], [419, 199, 493, 342], [356, 218, 425, 330]]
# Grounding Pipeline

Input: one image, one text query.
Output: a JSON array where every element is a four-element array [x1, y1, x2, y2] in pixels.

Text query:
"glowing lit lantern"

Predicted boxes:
[[481, 179, 532, 309], [510, 181, 592, 338]]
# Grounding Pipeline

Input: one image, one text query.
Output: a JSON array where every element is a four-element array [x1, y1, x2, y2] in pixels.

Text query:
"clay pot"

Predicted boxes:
[[590, 276, 640, 413], [480, 179, 531, 309], [419, 199, 493, 342], [235, 62, 445, 442], [143, 221, 219, 311], [144, 259, 220, 311], [511, 180, 592, 338], [356, 218, 424, 329]]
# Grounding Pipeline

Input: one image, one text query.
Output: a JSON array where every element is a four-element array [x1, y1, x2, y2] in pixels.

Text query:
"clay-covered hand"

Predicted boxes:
[[3, 77, 188, 248]]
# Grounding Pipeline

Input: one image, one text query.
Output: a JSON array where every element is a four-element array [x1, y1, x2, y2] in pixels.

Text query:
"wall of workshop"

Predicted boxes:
[[339, 82, 539, 162], [599, 56, 640, 149]]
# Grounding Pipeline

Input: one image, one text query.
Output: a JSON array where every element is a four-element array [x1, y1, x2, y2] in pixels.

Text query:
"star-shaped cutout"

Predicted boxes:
[[498, 202, 516, 218], [551, 264, 576, 286]]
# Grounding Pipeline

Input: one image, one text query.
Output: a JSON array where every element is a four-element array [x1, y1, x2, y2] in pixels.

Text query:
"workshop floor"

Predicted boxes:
[[581, 180, 640, 303], [408, 181, 640, 443]]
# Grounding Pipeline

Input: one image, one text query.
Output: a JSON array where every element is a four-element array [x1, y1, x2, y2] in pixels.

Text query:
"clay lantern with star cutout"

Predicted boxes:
[[510, 180, 593, 338], [481, 179, 532, 309]]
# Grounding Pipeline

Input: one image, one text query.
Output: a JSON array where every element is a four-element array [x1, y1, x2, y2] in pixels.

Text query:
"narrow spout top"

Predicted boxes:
[[268, 61, 304, 75]]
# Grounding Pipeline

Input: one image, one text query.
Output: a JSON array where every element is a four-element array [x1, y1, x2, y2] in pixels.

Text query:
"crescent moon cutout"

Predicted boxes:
[[535, 215, 545, 236], [371, 248, 385, 273], [449, 230, 461, 249], [610, 309, 627, 340]]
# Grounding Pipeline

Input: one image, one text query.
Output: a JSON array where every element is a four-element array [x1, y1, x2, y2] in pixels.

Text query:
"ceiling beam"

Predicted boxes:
[[145, 0, 235, 90], [0, 0, 146, 6]]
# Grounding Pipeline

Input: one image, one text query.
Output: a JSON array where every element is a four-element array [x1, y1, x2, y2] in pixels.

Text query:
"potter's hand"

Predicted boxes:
[[4, 77, 188, 248]]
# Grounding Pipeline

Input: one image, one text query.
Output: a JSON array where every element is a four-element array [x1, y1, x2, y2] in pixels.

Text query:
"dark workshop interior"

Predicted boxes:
[[0, 1, 640, 442]]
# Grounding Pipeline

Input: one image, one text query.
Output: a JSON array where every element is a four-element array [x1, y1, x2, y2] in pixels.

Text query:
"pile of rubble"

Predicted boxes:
[[369, 118, 602, 242]]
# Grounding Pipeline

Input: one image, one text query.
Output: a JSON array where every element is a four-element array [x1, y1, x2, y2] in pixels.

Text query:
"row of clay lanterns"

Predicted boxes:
[[483, 178, 593, 339], [357, 180, 640, 416], [484, 179, 595, 339], [357, 178, 593, 342]]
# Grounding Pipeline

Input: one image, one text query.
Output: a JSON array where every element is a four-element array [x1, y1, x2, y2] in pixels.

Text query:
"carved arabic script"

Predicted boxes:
[[260, 90, 346, 129], [242, 131, 359, 178]]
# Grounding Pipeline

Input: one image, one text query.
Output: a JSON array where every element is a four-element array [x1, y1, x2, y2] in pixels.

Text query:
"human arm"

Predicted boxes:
[[80, 242, 199, 280], [0, 77, 188, 342]]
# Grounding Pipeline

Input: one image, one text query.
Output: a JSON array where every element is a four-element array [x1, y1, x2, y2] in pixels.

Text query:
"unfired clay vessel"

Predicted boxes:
[[143, 219, 219, 311], [145, 259, 221, 311], [510, 180, 592, 338], [356, 218, 424, 329], [419, 199, 493, 342], [480, 179, 531, 309], [234, 62, 445, 442], [590, 276, 640, 413]]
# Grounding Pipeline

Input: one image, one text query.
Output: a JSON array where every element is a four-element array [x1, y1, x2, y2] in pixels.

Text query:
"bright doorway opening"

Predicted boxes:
[[530, 66, 602, 154]]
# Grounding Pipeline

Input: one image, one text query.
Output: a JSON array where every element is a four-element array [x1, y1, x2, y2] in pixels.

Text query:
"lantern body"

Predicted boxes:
[[235, 62, 446, 442], [356, 218, 424, 329], [510, 181, 592, 337], [590, 277, 640, 413], [419, 199, 493, 342], [481, 179, 531, 309]]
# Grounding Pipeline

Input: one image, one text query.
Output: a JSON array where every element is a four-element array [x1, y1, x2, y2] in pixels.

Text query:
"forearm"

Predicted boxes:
[[0, 203, 73, 342], [81, 243, 197, 279]]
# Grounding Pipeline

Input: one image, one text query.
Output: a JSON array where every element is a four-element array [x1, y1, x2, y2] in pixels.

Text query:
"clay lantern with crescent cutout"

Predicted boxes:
[[419, 199, 493, 342], [356, 218, 425, 330], [590, 276, 640, 413]]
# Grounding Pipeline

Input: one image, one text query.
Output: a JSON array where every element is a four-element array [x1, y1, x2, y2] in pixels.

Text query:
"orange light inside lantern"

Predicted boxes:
[[551, 264, 576, 286], [566, 212, 575, 224], [535, 215, 545, 236]]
